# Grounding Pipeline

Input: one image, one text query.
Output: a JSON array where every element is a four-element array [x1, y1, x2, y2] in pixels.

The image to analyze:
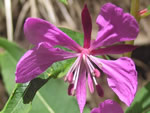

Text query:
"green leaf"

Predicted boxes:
[[59, 0, 68, 5], [0, 52, 51, 113], [23, 77, 51, 104], [45, 58, 75, 78], [0, 38, 25, 93], [29, 78, 90, 113], [60, 28, 83, 46], [0, 52, 32, 113], [0, 37, 25, 61], [1, 83, 31, 113], [0, 52, 16, 94], [125, 82, 150, 113], [0, 38, 32, 112]]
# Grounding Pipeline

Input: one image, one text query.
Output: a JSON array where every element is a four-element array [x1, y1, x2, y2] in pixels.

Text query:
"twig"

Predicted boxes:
[[14, 1, 30, 40], [38, 0, 58, 24], [37, 1, 49, 20], [56, 0, 76, 28], [30, 0, 38, 17], [4, 0, 13, 41]]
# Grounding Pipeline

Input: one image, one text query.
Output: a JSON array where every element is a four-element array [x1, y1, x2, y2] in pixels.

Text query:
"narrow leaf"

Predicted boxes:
[[1, 83, 31, 113], [23, 77, 50, 104], [0, 52, 16, 94], [0, 37, 25, 61]]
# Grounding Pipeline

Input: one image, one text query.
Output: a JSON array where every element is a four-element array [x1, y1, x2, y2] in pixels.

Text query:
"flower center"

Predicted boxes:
[[65, 52, 104, 97], [81, 48, 90, 55]]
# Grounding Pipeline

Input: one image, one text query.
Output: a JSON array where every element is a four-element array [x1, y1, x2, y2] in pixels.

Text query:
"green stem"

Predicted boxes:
[[130, 0, 140, 21], [37, 92, 55, 113], [124, 0, 140, 57]]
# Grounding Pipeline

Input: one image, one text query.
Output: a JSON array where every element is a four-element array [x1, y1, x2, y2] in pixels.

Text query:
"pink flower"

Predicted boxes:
[[15, 3, 139, 113], [91, 99, 124, 113]]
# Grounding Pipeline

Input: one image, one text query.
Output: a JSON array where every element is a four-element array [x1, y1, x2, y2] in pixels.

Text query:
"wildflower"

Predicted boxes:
[[91, 99, 124, 113], [15, 3, 139, 113]]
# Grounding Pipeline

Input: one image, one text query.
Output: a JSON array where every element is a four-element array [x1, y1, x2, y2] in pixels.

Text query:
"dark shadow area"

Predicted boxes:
[[132, 45, 150, 80], [23, 77, 50, 104]]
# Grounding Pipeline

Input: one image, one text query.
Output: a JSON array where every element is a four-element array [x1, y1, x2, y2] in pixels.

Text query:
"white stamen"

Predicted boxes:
[[83, 54, 86, 62], [89, 55, 103, 68], [73, 66, 78, 82], [72, 56, 81, 82], [74, 64, 81, 90], [86, 58, 95, 74], [92, 76, 98, 85], [82, 55, 98, 86], [89, 55, 99, 63], [82, 55, 94, 74], [66, 56, 80, 79]]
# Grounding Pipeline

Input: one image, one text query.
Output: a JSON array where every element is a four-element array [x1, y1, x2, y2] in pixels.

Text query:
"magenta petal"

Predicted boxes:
[[95, 57, 137, 106], [82, 4, 92, 48], [24, 18, 81, 52], [76, 66, 86, 113], [87, 73, 94, 93], [91, 99, 124, 113], [91, 107, 100, 113], [91, 3, 139, 49], [15, 42, 77, 83], [91, 44, 137, 56]]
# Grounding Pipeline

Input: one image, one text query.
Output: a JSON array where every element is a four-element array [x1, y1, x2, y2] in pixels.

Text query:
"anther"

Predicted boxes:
[[67, 72, 73, 83], [96, 84, 104, 97], [68, 84, 74, 96], [64, 76, 68, 82], [93, 69, 101, 78]]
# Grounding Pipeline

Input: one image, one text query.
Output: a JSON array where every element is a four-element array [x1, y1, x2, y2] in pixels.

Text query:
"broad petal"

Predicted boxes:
[[91, 99, 124, 113], [15, 42, 77, 83], [90, 57, 137, 106], [24, 18, 81, 52], [91, 3, 139, 49], [76, 65, 87, 113], [91, 44, 137, 56], [82, 4, 92, 48]]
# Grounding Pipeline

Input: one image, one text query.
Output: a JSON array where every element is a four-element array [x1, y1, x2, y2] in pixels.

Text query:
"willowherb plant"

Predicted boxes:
[[15, 3, 140, 113]]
